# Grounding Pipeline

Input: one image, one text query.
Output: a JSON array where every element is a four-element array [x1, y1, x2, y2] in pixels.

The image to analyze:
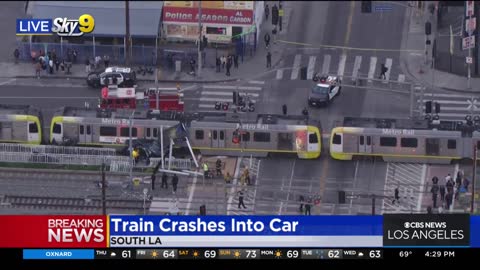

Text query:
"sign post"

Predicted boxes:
[[464, 1, 476, 88]]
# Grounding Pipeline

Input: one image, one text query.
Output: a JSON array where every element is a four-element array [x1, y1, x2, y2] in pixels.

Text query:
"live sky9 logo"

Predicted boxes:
[[16, 14, 95, 37], [52, 14, 95, 37]]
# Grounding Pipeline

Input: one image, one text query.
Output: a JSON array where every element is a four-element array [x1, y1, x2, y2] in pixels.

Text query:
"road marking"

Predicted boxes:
[[291, 54, 302, 80], [306, 56, 317, 80], [367, 56, 377, 82], [344, 1, 356, 49], [384, 58, 393, 82], [238, 86, 262, 91], [202, 91, 259, 97], [276, 69, 284, 79], [185, 173, 198, 215], [397, 74, 405, 83], [277, 40, 424, 53], [0, 79, 16, 86], [199, 97, 232, 102], [337, 54, 347, 78], [322, 134, 331, 139], [419, 93, 475, 98], [418, 100, 472, 105], [352, 55, 362, 80], [248, 80, 265, 85], [279, 159, 296, 215], [417, 164, 427, 212], [203, 85, 237, 90], [322, 54, 331, 75]]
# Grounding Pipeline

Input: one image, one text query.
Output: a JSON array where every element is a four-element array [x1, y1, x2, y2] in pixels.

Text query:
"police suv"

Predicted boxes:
[[308, 75, 342, 107], [87, 67, 137, 88]]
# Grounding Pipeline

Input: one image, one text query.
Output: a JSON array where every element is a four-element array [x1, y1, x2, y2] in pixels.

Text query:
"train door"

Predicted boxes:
[[85, 125, 92, 143], [358, 135, 372, 153], [27, 121, 39, 142], [210, 130, 226, 148]]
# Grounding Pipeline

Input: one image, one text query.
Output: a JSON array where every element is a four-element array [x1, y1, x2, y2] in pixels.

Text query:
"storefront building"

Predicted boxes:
[[162, 1, 256, 44]]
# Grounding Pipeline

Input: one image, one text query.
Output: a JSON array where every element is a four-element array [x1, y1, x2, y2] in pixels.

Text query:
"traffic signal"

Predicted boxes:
[[425, 21, 431, 35], [338, 191, 346, 204], [101, 87, 108, 98], [200, 205, 206, 215], [361, 1, 372, 13], [435, 102, 440, 114], [425, 101, 432, 114]]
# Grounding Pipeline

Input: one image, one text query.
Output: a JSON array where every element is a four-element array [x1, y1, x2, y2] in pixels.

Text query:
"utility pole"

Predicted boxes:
[[125, 0, 131, 65], [101, 161, 106, 215], [129, 112, 134, 181], [197, 1, 202, 78], [472, 144, 477, 213]]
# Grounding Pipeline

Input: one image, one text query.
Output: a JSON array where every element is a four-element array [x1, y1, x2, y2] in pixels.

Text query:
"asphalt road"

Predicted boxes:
[[251, 1, 410, 214]]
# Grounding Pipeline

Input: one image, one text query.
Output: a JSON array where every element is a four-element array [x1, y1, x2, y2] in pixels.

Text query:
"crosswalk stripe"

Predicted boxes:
[[322, 54, 331, 75], [420, 106, 479, 111], [417, 100, 472, 105], [352, 55, 362, 80], [397, 74, 405, 83], [384, 58, 393, 82], [203, 85, 237, 90], [202, 91, 259, 97], [368, 56, 377, 82], [307, 56, 317, 80], [199, 104, 218, 108], [248, 80, 265, 85], [419, 93, 477, 98], [291, 54, 302, 80], [276, 69, 283, 79], [238, 86, 262, 91], [337, 54, 346, 77], [199, 97, 232, 102]]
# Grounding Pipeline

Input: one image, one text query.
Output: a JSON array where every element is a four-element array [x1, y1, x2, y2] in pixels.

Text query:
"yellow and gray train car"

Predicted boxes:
[[330, 117, 479, 164], [50, 107, 321, 159], [0, 105, 42, 145]]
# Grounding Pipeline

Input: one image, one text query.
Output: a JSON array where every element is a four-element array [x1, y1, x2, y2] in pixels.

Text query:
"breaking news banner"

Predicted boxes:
[[108, 216, 383, 247], [383, 214, 470, 247], [0, 216, 107, 248]]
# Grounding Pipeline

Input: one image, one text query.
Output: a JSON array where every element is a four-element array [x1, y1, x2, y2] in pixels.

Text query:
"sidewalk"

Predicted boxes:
[[401, 1, 480, 93], [1, 5, 287, 84]]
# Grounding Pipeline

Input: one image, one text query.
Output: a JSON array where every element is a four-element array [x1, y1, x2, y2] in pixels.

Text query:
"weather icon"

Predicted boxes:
[[274, 250, 283, 259]]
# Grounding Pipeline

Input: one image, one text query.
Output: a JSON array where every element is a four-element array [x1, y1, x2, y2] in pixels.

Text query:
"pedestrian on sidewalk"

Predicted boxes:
[[31, 50, 37, 63], [431, 182, 439, 208], [463, 177, 470, 192], [85, 58, 90, 73], [221, 55, 226, 70], [55, 58, 60, 72], [172, 174, 179, 193], [238, 190, 247, 209], [216, 159, 222, 177], [299, 195, 305, 212], [439, 184, 445, 202], [226, 56, 232, 76], [35, 61, 42, 79], [13, 48, 20, 64], [432, 176, 438, 185], [103, 55, 110, 68], [445, 192, 453, 210], [234, 54, 239, 68], [282, 104, 287, 116], [305, 199, 312, 215], [272, 27, 278, 44], [264, 33, 271, 49], [48, 59, 54, 74], [265, 4, 270, 21], [52, 50, 57, 65], [224, 172, 232, 184], [161, 172, 168, 189], [72, 49, 78, 64], [60, 60, 65, 72], [455, 171, 462, 188], [266, 51, 272, 68], [189, 58, 196, 74], [216, 57, 221, 72]]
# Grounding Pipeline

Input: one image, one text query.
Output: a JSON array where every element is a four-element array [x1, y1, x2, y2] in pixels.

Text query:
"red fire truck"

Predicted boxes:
[[99, 86, 184, 112]]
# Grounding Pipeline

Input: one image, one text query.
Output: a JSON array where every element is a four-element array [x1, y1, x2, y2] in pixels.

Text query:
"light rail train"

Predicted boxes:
[[0, 105, 42, 145]]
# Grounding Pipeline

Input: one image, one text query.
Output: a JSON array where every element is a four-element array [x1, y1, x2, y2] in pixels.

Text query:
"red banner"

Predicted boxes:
[[0, 216, 108, 248], [163, 6, 254, 25]]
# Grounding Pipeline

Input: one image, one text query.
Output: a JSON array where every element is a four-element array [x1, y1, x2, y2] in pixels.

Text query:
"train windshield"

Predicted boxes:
[[312, 85, 329, 94]]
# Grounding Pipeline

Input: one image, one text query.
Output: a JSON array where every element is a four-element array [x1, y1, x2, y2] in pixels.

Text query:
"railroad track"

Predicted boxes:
[[0, 195, 150, 211]]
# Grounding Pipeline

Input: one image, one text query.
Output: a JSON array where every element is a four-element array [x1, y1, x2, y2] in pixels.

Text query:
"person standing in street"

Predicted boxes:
[[234, 54, 239, 68], [282, 104, 287, 115], [265, 4, 270, 21], [216, 57, 221, 73], [172, 174, 179, 193], [161, 172, 168, 189], [304, 199, 312, 215], [266, 51, 272, 68], [14, 48, 20, 64], [264, 33, 271, 49], [302, 107, 309, 121], [238, 190, 247, 209], [299, 195, 305, 213]]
